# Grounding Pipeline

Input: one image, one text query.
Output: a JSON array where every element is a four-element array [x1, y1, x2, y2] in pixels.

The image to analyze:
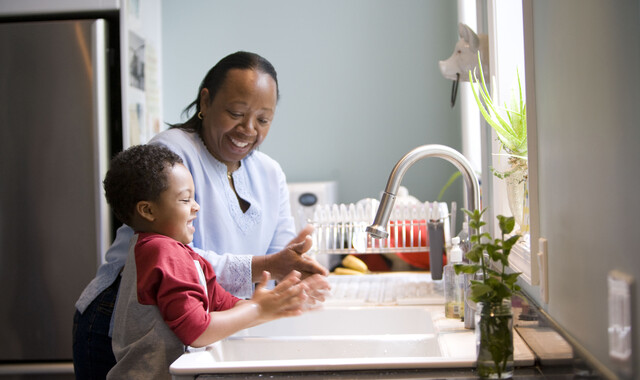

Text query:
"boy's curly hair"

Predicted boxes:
[[103, 144, 183, 225]]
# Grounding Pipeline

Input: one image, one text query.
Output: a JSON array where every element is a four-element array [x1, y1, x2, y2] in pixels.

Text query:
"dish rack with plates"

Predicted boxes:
[[309, 200, 451, 255]]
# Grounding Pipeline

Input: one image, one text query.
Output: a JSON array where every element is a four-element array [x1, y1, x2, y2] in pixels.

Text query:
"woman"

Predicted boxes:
[[73, 51, 328, 379]]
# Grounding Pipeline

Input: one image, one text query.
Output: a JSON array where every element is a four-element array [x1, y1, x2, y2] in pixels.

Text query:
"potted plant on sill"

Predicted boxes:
[[469, 54, 529, 233], [455, 208, 522, 379]]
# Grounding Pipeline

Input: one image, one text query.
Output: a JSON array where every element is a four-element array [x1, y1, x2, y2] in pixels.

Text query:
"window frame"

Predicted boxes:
[[483, 0, 539, 286]]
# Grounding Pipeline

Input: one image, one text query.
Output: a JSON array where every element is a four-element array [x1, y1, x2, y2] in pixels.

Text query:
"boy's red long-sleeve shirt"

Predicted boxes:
[[134, 232, 240, 345]]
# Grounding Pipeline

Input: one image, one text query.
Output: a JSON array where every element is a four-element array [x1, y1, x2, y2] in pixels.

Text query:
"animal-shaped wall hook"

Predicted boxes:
[[439, 23, 489, 107]]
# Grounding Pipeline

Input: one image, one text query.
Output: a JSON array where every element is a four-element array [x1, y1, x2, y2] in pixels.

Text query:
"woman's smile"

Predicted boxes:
[[229, 136, 250, 149]]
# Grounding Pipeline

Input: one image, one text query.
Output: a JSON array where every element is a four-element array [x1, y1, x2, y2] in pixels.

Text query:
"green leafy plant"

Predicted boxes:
[[454, 208, 521, 302], [439, 56, 529, 203], [455, 208, 522, 379], [469, 53, 527, 160]]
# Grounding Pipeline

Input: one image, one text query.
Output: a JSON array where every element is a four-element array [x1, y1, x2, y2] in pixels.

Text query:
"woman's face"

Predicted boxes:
[[150, 163, 200, 245], [199, 68, 277, 167]]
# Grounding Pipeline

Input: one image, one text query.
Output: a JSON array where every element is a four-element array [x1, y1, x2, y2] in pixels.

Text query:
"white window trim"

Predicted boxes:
[[485, 0, 538, 285]]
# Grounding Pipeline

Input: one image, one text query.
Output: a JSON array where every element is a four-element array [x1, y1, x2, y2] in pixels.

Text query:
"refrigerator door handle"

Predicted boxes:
[[92, 19, 112, 267]]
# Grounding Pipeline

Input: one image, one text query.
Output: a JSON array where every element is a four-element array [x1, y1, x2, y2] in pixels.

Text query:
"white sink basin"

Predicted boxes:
[[170, 278, 535, 379], [209, 334, 440, 362], [170, 305, 476, 378], [234, 305, 435, 337], [209, 306, 439, 362]]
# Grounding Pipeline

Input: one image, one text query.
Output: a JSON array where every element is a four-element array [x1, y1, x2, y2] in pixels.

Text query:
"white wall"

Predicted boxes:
[[528, 0, 640, 375], [161, 0, 463, 208]]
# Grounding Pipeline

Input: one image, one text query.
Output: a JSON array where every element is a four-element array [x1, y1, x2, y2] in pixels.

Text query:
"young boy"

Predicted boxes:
[[104, 145, 320, 379]]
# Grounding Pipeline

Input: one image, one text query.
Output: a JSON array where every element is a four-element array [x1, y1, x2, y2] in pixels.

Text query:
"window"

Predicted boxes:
[[469, 0, 538, 285]]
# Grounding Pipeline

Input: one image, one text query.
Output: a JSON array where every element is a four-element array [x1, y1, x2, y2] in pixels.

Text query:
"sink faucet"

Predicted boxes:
[[366, 144, 480, 328], [366, 144, 480, 238]]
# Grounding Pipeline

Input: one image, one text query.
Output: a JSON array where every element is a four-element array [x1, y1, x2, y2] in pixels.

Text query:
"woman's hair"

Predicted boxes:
[[103, 144, 183, 225], [169, 51, 279, 133]]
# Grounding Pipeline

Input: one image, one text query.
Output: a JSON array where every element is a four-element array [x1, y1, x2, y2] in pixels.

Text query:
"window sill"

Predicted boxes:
[[509, 233, 539, 285]]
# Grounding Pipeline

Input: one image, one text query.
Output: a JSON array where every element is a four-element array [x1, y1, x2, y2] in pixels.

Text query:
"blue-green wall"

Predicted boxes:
[[161, 0, 462, 208]]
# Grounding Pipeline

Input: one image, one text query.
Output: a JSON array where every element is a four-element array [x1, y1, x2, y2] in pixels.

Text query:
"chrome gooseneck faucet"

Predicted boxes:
[[366, 144, 480, 239], [366, 144, 480, 328]]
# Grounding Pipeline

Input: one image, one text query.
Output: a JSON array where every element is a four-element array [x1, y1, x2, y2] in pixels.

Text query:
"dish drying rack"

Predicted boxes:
[[309, 200, 451, 255]]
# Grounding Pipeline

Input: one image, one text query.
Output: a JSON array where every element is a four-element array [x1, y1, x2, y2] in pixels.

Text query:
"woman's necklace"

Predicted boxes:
[[227, 171, 233, 180]]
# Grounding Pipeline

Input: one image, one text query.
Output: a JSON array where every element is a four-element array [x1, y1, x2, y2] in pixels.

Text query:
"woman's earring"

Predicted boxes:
[[197, 111, 204, 120]]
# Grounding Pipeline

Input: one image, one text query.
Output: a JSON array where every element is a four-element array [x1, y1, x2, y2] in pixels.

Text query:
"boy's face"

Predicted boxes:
[[151, 163, 199, 245]]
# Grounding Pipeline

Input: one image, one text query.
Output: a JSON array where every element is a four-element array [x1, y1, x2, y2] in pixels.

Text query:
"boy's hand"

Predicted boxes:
[[252, 270, 308, 322], [300, 274, 331, 309]]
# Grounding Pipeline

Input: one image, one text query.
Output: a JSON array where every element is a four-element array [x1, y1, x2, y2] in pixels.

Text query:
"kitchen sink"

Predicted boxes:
[[207, 334, 440, 362], [205, 305, 440, 363], [234, 305, 435, 337], [170, 277, 535, 379]]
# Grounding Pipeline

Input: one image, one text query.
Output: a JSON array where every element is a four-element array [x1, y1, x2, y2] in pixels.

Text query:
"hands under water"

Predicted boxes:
[[265, 224, 330, 282], [253, 269, 330, 322], [255, 224, 331, 316]]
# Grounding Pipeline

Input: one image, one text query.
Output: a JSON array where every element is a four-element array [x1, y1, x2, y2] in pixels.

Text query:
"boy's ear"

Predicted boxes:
[[136, 201, 155, 222]]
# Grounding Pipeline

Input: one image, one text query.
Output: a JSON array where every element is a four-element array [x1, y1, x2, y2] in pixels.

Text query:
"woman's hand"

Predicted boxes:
[[255, 225, 329, 283], [251, 270, 308, 323]]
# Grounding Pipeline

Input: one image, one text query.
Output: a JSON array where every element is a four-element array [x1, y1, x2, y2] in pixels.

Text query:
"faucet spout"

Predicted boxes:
[[366, 144, 480, 239]]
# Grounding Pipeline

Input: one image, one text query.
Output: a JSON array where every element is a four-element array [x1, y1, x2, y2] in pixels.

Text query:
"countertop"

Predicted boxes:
[[173, 274, 607, 379], [193, 366, 577, 379], [186, 303, 602, 379]]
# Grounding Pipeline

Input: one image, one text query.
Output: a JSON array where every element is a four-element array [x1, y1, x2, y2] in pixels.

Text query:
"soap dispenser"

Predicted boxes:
[[444, 237, 464, 319]]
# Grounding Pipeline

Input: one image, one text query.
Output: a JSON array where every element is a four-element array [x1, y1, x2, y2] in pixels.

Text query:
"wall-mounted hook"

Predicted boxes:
[[439, 23, 490, 107]]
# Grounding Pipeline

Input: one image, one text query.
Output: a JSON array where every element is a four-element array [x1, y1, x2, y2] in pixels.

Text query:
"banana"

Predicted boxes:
[[341, 254, 368, 273], [333, 267, 365, 275]]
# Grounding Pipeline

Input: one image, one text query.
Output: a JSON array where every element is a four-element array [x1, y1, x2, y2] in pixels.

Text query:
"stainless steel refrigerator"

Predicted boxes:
[[0, 17, 121, 377]]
